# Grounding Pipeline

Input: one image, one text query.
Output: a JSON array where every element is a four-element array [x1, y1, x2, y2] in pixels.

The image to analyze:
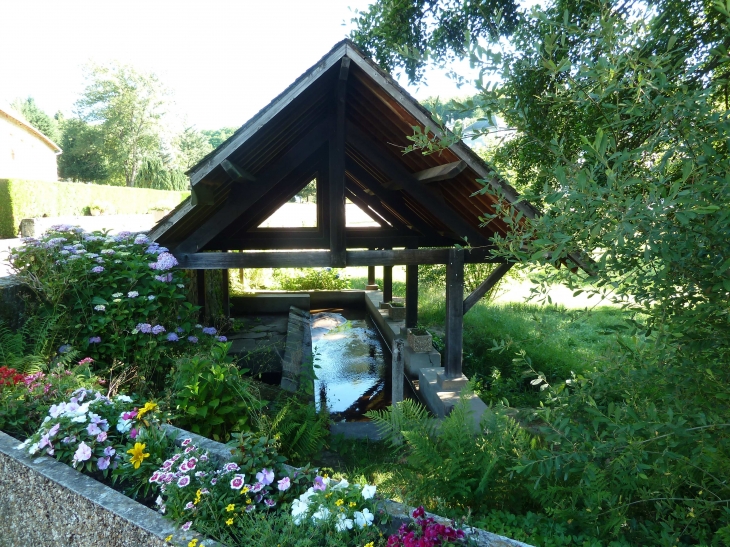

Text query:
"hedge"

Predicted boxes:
[[0, 179, 189, 238]]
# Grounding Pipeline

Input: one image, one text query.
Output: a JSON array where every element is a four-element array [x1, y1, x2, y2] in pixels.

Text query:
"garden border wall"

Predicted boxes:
[[0, 427, 531, 547]]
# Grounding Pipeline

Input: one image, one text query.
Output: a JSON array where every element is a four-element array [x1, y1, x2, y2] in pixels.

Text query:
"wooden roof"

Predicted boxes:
[[150, 39, 557, 269]]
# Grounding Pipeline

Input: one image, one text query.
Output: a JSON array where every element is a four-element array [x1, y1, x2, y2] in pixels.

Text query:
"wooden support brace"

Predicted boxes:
[[463, 262, 513, 315], [383, 261, 393, 303], [444, 248, 464, 379], [405, 248, 418, 328], [414, 160, 467, 183], [221, 159, 256, 182]]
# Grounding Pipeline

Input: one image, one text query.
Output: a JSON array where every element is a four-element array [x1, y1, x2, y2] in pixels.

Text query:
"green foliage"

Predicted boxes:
[[350, 0, 519, 82], [419, 261, 507, 295], [0, 178, 187, 238], [135, 157, 189, 191], [10, 228, 215, 392], [201, 126, 237, 149], [257, 397, 330, 464], [273, 268, 350, 291], [57, 118, 111, 182], [75, 62, 169, 187], [11, 97, 61, 143], [171, 343, 264, 442], [174, 126, 213, 171], [0, 316, 57, 373]]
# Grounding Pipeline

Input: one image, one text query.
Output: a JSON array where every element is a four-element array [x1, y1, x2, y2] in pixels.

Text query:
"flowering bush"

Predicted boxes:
[[289, 475, 382, 536], [387, 507, 466, 547], [10, 227, 222, 391], [0, 359, 102, 439]]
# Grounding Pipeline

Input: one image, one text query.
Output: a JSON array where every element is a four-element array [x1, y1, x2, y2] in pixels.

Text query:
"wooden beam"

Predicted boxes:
[[414, 161, 467, 183], [383, 262, 393, 303], [329, 57, 350, 268], [444, 248, 464, 379], [463, 262, 513, 315], [345, 187, 387, 227], [347, 123, 491, 247], [221, 159, 256, 182], [346, 159, 443, 239], [174, 120, 329, 253], [149, 199, 194, 242], [190, 184, 216, 206], [384, 160, 468, 190], [175, 247, 504, 269]]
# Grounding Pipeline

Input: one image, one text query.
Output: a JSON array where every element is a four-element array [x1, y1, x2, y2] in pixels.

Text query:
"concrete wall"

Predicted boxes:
[[0, 112, 58, 182]]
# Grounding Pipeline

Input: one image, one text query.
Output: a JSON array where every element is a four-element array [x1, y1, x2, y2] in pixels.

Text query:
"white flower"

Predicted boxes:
[[332, 478, 350, 490], [71, 414, 87, 423], [361, 484, 377, 500], [116, 395, 133, 403], [116, 418, 133, 433], [291, 499, 310, 525], [312, 505, 331, 523], [148, 295, 155, 301], [111, 292, 123, 298], [127, 291, 139, 298], [335, 513, 354, 532], [354, 508, 374, 528], [28, 443, 40, 455], [16, 439, 30, 450]]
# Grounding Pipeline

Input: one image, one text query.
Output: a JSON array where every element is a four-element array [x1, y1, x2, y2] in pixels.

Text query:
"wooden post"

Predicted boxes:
[[405, 261, 418, 328], [444, 248, 464, 378], [329, 57, 349, 268], [222, 269, 230, 318], [392, 338, 404, 405], [196, 269, 206, 319], [367, 266, 376, 285], [383, 262, 393, 303]]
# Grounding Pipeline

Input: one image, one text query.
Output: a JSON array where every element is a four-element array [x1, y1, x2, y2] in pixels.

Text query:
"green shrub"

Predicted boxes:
[[0, 179, 188, 237], [273, 268, 349, 291], [9, 227, 220, 392], [170, 342, 265, 442]]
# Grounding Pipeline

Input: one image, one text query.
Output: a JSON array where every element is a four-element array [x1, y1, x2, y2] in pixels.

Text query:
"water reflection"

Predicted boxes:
[[311, 311, 390, 421]]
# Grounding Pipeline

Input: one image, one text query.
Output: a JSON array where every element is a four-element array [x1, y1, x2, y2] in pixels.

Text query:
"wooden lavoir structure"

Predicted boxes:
[[149, 39, 553, 380]]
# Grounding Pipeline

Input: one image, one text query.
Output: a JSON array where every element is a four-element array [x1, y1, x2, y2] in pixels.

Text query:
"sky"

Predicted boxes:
[[0, 0, 478, 131]]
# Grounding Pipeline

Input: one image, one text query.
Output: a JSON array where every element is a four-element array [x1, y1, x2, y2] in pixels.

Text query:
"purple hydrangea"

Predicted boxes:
[[217, 336, 227, 342], [89, 337, 101, 344], [134, 234, 149, 245], [151, 325, 165, 335], [149, 252, 178, 271], [59, 344, 72, 354], [202, 327, 217, 335], [127, 291, 139, 298], [136, 323, 152, 334], [91, 266, 104, 273], [154, 273, 173, 283], [167, 333, 179, 342], [187, 336, 198, 344]]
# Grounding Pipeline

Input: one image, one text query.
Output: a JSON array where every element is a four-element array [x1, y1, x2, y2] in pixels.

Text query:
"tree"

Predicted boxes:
[[174, 126, 212, 170], [57, 118, 109, 182], [75, 63, 169, 186], [201, 127, 237, 149], [353, 0, 730, 355], [11, 97, 61, 143]]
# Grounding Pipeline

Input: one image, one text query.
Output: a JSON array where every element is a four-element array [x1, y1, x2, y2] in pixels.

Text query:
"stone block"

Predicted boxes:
[[436, 372, 469, 391], [403, 345, 441, 378]]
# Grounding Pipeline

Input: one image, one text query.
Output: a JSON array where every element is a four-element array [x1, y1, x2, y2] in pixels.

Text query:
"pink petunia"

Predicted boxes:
[[256, 468, 274, 485], [230, 474, 245, 489], [277, 476, 291, 491]]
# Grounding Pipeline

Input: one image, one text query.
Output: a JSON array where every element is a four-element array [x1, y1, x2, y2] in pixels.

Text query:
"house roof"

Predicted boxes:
[[0, 99, 62, 154], [150, 39, 586, 268]]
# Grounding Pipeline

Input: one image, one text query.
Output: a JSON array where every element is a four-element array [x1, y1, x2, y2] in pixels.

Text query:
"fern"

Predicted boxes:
[[258, 398, 330, 463], [365, 398, 431, 448]]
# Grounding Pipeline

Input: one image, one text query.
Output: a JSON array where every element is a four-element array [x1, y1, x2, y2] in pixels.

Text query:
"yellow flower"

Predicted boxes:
[[136, 401, 158, 419], [226, 504, 235, 512], [194, 489, 202, 505], [242, 486, 249, 494], [165, 535, 173, 542], [188, 540, 198, 547], [226, 518, 234, 526], [335, 498, 344, 506], [364, 543, 374, 547], [127, 442, 150, 469], [246, 498, 252, 505], [349, 501, 357, 508]]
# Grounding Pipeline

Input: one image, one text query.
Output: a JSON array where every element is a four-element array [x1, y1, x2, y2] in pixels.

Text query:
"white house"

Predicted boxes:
[[0, 100, 61, 181]]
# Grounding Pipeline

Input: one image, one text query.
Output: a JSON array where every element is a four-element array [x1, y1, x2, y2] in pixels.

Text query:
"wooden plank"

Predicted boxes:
[[463, 262, 513, 315], [444, 247, 464, 378], [367, 265, 376, 286], [221, 159, 256, 182], [329, 58, 349, 267], [174, 120, 329, 254], [346, 123, 491, 247], [190, 184, 216, 206], [189, 42, 348, 185], [176, 247, 504, 269], [178, 251, 332, 269], [345, 187, 387, 227], [148, 198, 194, 242]]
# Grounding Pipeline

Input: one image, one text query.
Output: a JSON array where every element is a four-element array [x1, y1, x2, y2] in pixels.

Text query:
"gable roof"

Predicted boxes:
[[0, 99, 62, 154], [150, 39, 577, 267]]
